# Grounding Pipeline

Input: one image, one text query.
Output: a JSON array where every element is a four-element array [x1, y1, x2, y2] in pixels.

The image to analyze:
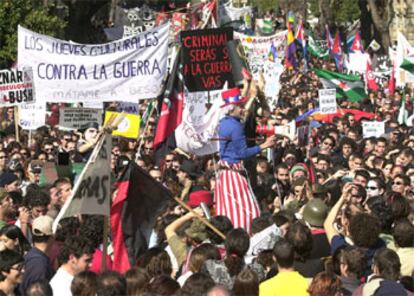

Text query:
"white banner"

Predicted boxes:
[[175, 90, 225, 156], [263, 61, 283, 103], [53, 134, 111, 232], [362, 121, 385, 138], [346, 52, 369, 74], [219, 4, 252, 27], [0, 68, 34, 106], [234, 30, 286, 76], [18, 102, 46, 130], [318, 89, 337, 114], [18, 24, 169, 103], [59, 108, 103, 130]]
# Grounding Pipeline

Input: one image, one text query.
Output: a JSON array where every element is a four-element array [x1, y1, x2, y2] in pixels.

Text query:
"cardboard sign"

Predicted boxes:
[[59, 108, 103, 130], [18, 102, 46, 130], [181, 27, 233, 92], [0, 68, 34, 106], [104, 111, 140, 139], [318, 89, 337, 114], [53, 134, 111, 232], [362, 121, 385, 138]]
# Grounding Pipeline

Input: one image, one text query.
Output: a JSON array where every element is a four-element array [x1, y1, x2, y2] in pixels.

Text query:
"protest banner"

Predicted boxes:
[[318, 89, 337, 114], [234, 30, 287, 76], [0, 68, 34, 106], [175, 89, 225, 155], [181, 27, 234, 92], [53, 134, 112, 232], [104, 111, 140, 139], [18, 102, 46, 130], [18, 24, 169, 104], [59, 108, 103, 130], [362, 121, 385, 138]]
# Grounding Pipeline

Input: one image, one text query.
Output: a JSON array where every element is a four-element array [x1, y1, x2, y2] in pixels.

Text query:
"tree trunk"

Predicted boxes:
[[366, 0, 392, 51]]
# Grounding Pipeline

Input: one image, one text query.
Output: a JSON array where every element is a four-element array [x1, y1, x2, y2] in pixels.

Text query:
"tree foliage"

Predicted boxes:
[[309, 0, 360, 25], [0, 0, 66, 68], [252, 0, 279, 14]]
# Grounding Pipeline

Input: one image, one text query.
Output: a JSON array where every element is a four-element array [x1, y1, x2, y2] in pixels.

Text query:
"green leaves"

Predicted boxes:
[[0, 0, 66, 68]]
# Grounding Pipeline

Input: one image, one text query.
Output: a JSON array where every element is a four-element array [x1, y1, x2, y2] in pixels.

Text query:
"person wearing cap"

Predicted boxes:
[[0, 172, 20, 193], [20, 215, 54, 294], [0, 249, 25, 296], [0, 189, 12, 231], [216, 86, 275, 232]]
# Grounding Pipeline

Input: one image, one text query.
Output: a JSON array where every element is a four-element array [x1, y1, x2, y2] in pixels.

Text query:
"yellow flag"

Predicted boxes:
[[104, 111, 140, 139]]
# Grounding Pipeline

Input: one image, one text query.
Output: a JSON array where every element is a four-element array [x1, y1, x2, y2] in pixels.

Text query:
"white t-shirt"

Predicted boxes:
[[50, 267, 74, 296]]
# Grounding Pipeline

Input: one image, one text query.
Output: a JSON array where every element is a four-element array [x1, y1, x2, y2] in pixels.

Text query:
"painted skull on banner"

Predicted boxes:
[[123, 5, 156, 37]]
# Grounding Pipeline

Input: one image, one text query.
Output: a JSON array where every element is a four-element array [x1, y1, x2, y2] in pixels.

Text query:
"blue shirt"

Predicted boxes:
[[219, 116, 261, 164], [20, 247, 53, 294]]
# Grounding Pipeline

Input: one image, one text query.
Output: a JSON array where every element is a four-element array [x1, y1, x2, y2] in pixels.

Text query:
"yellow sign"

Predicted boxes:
[[104, 111, 140, 139]]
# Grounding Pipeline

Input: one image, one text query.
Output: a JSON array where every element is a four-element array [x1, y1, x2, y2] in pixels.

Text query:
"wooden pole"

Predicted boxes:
[[137, 102, 156, 156], [101, 216, 109, 272], [14, 106, 20, 143], [173, 197, 226, 240]]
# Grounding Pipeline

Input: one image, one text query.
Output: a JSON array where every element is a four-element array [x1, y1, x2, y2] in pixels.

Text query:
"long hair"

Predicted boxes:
[[0, 224, 31, 256], [224, 229, 250, 277]]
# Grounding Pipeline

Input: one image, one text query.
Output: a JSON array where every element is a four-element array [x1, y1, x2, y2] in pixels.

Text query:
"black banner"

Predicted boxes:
[[181, 27, 234, 92]]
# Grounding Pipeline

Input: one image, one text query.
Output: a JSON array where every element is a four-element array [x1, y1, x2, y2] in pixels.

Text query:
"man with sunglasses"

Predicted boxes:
[[0, 249, 25, 295], [392, 174, 410, 195]]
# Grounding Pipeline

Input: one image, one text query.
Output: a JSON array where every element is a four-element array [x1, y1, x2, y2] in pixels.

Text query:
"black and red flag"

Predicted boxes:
[[153, 49, 184, 149], [110, 162, 172, 272]]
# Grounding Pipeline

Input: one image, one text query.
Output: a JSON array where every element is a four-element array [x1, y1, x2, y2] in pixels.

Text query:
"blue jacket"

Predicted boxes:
[[219, 116, 260, 164]]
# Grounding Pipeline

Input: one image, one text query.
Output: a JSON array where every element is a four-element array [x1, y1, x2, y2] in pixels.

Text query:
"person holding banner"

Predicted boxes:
[[215, 87, 275, 232]]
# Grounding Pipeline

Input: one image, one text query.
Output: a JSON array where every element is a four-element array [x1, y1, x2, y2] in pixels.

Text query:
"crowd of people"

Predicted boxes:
[[0, 6, 414, 296]]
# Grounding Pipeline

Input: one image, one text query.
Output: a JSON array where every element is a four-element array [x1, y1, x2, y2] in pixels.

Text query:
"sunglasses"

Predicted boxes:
[[0, 156, 6, 159], [393, 181, 403, 186], [10, 263, 24, 272], [323, 142, 334, 147], [165, 159, 173, 163], [366, 186, 378, 190]]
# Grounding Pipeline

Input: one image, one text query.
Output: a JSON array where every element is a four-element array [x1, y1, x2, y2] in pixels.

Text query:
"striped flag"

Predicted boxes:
[[285, 22, 297, 69], [325, 25, 334, 53], [215, 160, 260, 233], [314, 69, 367, 102]]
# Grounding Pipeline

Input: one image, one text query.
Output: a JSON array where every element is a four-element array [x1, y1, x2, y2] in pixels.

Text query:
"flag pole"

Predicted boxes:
[[137, 102, 156, 156], [173, 197, 226, 240]]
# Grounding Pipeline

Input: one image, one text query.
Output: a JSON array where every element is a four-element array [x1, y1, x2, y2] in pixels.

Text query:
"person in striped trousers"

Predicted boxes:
[[215, 87, 275, 233]]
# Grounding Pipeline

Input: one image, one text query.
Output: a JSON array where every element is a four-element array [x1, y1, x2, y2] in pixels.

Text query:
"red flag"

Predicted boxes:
[[153, 52, 184, 149], [351, 32, 364, 52], [389, 64, 395, 95], [366, 60, 379, 91], [332, 32, 342, 55], [110, 162, 172, 272]]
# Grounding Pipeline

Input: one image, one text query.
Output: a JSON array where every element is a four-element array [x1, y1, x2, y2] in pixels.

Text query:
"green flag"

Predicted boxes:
[[400, 57, 414, 75], [308, 34, 329, 59], [313, 69, 367, 102]]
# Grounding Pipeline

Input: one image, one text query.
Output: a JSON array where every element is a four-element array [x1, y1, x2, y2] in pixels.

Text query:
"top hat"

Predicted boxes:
[[220, 88, 248, 108]]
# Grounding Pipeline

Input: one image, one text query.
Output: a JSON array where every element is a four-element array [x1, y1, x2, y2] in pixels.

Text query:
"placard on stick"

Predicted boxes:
[[181, 28, 234, 92], [318, 89, 337, 114]]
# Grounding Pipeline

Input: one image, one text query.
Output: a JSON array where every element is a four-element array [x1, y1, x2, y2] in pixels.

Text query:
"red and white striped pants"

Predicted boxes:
[[214, 160, 260, 233]]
